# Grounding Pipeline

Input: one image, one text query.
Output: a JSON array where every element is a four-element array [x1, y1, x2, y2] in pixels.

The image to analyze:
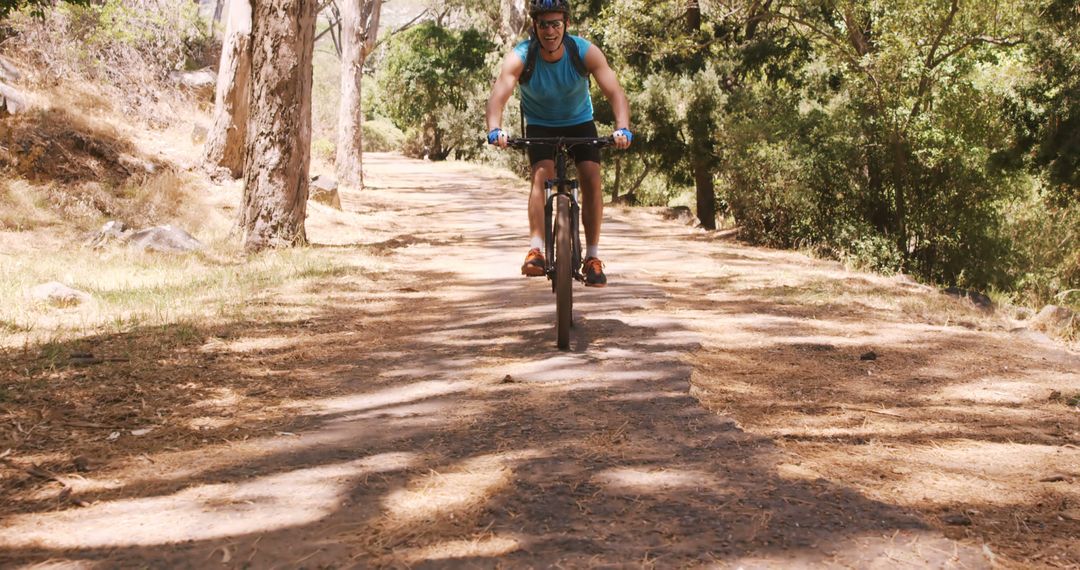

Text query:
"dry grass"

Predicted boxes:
[[0, 243, 383, 348]]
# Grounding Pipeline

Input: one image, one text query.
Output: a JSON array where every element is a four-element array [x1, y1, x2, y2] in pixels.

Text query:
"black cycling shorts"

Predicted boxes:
[[524, 120, 601, 166]]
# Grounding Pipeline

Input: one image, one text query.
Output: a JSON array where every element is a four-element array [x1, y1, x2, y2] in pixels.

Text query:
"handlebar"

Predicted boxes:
[[507, 136, 616, 150]]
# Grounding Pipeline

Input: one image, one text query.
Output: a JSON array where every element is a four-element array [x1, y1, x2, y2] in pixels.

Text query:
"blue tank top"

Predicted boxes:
[[513, 35, 593, 127]]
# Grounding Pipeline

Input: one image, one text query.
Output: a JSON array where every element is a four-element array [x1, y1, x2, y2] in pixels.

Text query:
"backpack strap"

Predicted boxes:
[[566, 35, 589, 79], [519, 33, 540, 85], [519, 33, 589, 85]]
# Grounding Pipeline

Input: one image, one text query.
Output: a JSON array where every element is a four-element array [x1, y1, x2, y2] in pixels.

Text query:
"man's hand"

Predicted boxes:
[[613, 128, 633, 150], [487, 128, 509, 149]]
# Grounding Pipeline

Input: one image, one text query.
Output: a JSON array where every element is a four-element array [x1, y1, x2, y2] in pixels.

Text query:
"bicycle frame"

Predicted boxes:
[[507, 136, 614, 287]]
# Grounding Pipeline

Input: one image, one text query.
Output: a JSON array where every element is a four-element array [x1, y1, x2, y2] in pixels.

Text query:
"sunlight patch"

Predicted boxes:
[[382, 460, 510, 523], [815, 440, 1080, 507], [933, 377, 1072, 404], [775, 462, 825, 481], [0, 452, 418, 549], [192, 386, 243, 409], [593, 467, 714, 493], [729, 528, 989, 567], [380, 451, 541, 525], [401, 535, 521, 563], [8, 560, 100, 570], [186, 416, 234, 430], [200, 335, 297, 354], [289, 380, 472, 413]]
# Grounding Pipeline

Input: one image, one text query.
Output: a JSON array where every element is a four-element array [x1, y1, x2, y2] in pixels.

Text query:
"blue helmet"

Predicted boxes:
[[529, 0, 570, 17]]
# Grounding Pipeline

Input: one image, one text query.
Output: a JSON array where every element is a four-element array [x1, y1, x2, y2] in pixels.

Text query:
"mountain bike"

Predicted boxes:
[[507, 136, 615, 350]]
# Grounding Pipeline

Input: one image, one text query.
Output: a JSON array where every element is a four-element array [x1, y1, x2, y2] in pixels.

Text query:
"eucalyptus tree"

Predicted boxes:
[[239, 0, 318, 251], [335, 0, 382, 188], [202, 0, 252, 178]]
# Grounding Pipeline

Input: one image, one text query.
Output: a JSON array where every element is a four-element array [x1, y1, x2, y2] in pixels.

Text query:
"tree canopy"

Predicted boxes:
[[376, 21, 493, 160]]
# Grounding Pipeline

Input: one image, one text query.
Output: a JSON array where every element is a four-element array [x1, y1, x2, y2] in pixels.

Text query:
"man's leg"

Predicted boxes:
[[529, 160, 555, 244], [576, 159, 607, 286], [577, 160, 602, 252], [521, 159, 555, 276]]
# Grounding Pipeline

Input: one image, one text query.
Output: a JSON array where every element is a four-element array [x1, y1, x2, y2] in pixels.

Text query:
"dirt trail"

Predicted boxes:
[[1, 154, 1077, 568]]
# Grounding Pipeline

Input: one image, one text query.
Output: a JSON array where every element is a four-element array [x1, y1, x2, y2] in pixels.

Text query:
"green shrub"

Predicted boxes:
[[375, 22, 494, 161], [363, 119, 404, 152], [311, 138, 336, 162]]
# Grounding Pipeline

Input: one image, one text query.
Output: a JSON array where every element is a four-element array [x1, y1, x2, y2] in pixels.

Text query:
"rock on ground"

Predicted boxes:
[[1031, 304, 1076, 337], [310, 175, 342, 210], [27, 282, 91, 307], [127, 225, 204, 253], [168, 68, 217, 101], [86, 220, 131, 249], [0, 81, 28, 117]]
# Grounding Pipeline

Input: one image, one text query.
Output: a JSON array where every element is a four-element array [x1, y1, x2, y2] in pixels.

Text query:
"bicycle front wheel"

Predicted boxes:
[[554, 194, 573, 350]]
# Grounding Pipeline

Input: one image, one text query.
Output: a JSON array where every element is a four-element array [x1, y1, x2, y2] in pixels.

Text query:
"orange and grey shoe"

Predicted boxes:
[[521, 248, 546, 276], [582, 256, 607, 287]]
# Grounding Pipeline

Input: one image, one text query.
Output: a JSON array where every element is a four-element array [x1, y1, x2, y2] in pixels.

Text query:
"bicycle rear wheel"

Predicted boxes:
[[554, 194, 573, 350]]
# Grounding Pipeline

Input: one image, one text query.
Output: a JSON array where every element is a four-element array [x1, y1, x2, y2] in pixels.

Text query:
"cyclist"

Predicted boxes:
[[485, 0, 632, 287]]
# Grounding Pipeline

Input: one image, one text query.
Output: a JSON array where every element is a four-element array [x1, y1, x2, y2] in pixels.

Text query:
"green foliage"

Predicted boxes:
[[376, 22, 494, 160], [0, 0, 88, 20], [1001, 189, 1080, 306], [582, 0, 1076, 304], [1008, 0, 1080, 204]]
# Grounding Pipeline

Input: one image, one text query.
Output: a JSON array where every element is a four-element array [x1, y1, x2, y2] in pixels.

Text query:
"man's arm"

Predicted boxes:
[[584, 44, 631, 148], [486, 51, 525, 147]]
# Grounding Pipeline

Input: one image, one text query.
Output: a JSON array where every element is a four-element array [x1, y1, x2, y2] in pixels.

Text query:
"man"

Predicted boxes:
[[485, 0, 632, 287]]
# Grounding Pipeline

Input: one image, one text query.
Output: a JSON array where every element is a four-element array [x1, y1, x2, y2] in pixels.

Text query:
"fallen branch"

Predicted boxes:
[[827, 405, 905, 418], [0, 457, 64, 483]]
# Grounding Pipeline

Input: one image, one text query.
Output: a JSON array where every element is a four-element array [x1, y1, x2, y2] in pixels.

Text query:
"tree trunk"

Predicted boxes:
[[212, 0, 226, 27], [239, 0, 317, 251], [497, 0, 527, 44], [686, 0, 715, 230], [685, 0, 700, 32], [430, 126, 446, 161], [694, 157, 716, 230], [889, 132, 909, 257], [202, 0, 252, 178], [335, 0, 381, 189]]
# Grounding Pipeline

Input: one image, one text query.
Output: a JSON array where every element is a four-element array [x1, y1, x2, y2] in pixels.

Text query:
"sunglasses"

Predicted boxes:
[[536, 19, 565, 30]]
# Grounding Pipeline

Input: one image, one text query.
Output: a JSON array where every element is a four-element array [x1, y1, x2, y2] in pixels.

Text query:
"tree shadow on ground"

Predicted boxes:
[[3, 152, 1056, 566], [0, 243, 994, 568], [665, 244, 1080, 567]]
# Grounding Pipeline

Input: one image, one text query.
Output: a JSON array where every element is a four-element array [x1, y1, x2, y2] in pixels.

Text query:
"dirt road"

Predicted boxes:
[[1, 154, 1077, 568]]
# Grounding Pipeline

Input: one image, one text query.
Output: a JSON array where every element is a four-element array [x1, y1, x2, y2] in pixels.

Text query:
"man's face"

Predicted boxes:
[[534, 12, 566, 50]]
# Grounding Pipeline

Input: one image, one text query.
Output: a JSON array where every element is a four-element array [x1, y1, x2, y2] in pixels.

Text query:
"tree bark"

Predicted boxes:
[[202, 0, 252, 178], [685, 0, 700, 32], [239, 0, 317, 251], [693, 157, 716, 230], [335, 0, 381, 188]]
